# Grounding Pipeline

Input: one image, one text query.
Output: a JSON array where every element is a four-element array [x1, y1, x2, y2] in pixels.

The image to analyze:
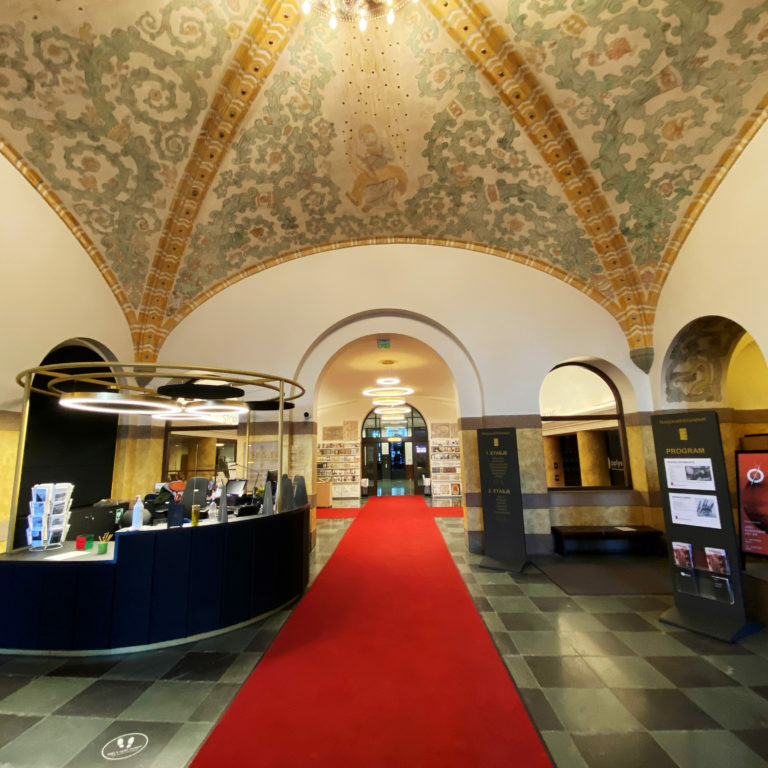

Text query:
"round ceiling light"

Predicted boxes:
[[376, 377, 400, 386], [372, 398, 406, 407], [185, 400, 249, 416], [362, 386, 414, 397], [151, 410, 219, 422], [381, 415, 407, 422], [59, 392, 179, 415], [374, 406, 411, 415]]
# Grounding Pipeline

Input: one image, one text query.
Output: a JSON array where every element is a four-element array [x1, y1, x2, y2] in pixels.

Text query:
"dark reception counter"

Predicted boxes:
[[0, 507, 310, 653]]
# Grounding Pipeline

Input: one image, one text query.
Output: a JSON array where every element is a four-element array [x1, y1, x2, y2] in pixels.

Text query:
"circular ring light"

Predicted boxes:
[[362, 386, 414, 397], [376, 377, 400, 386], [374, 407, 411, 415], [372, 398, 406, 407], [59, 392, 179, 415], [151, 411, 219, 422], [381, 415, 407, 422], [185, 400, 249, 416]]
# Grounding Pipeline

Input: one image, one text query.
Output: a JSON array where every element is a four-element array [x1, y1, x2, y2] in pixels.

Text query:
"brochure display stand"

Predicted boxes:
[[651, 412, 759, 642], [317, 441, 360, 498], [27, 482, 73, 550], [430, 439, 462, 497]]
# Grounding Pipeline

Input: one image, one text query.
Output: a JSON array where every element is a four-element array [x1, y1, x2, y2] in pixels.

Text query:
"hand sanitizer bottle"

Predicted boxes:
[[131, 495, 144, 530]]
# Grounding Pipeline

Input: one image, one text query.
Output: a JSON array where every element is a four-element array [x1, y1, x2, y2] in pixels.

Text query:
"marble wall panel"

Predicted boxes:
[[111, 421, 165, 501]]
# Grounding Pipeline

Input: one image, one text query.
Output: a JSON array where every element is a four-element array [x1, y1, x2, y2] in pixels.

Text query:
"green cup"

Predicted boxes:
[[97, 541, 108, 555]]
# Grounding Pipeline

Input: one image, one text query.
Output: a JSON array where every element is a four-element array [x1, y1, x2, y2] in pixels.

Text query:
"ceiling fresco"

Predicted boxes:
[[1, 0, 768, 365]]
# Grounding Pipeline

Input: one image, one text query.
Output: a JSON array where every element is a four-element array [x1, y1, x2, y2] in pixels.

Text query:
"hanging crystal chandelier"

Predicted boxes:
[[302, 0, 413, 31]]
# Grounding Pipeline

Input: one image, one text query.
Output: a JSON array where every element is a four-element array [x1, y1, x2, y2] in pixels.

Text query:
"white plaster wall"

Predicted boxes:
[[653, 119, 768, 409], [0, 158, 134, 410], [161, 244, 651, 415]]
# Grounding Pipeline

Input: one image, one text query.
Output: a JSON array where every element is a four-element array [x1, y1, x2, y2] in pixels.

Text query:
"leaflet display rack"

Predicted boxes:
[[651, 412, 758, 642], [430, 438, 462, 497], [317, 441, 360, 499], [27, 482, 73, 550]]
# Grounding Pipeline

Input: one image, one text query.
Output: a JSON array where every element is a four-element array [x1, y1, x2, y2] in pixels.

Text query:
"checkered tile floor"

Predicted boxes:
[[436, 517, 768, 768], [0, 516, 765, 767]]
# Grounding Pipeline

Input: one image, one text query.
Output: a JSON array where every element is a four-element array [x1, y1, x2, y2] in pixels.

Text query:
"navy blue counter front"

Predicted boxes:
[[0, 507, 310, 653]]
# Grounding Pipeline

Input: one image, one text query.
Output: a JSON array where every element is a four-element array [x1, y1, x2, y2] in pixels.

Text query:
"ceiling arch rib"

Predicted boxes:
[[421, 0, 653, 356], [153, 236, 620, 344], [134, 0, 303, 362]]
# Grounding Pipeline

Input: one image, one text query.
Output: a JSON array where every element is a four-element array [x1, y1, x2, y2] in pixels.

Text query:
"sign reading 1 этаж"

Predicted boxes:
[[477, 428, 527, 572], [651, 411, 753, 642]]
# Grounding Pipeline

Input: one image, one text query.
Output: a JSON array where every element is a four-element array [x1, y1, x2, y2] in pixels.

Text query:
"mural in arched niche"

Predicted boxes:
[[662, 316, 745, 405]]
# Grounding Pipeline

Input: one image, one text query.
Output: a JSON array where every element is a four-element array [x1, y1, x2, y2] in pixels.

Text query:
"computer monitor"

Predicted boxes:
[[180, 477, 209, 517], [226, 479, 247, 498], [265, 471, 278, 497]]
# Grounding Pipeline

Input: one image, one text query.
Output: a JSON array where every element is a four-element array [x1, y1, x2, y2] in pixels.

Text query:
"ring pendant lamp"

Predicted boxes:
[[376, 377, 400, 386], [185, 400, 250, 416], [9, 362, 306, 546], [372, 398, 406, 407], [362, 386, 414, 398], [59, 392, 180, 415], [374, 406, 411, 415]]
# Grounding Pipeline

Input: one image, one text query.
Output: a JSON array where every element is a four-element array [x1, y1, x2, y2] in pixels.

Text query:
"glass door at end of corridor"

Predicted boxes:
[[362, 439, 379, 496]]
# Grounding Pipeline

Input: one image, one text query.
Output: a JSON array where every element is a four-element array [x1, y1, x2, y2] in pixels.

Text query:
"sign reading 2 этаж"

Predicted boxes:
[[477, 429, 526, 566]]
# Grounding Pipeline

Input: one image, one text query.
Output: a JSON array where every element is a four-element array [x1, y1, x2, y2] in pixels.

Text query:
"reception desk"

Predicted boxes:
[[0, 506, 309, 653]]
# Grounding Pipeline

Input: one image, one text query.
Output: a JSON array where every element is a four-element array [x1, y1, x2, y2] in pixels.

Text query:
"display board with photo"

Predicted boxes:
[[736, 450, 768, 556], [651, 411, 750, 642]]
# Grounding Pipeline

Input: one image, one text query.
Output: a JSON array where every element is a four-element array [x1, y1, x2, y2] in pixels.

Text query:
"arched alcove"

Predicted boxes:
[[12, 339, 119, 548], [661, 316, 746, 408], [540, 363, 631, 489], [313, 333, 462, 501]]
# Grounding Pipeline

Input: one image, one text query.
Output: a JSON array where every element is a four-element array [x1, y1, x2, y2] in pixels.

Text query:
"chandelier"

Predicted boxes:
[[302, 0, 413, 31]]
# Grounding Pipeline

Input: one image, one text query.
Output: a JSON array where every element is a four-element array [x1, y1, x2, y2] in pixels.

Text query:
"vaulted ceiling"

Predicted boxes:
[[2, 0, 768, 367]]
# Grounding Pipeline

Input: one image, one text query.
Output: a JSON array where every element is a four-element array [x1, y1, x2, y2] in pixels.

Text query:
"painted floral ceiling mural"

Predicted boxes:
[[1, 0, 767, 363]]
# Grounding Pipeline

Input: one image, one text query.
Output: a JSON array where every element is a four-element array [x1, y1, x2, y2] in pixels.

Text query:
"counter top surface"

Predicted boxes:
[[2, 511, 263, 562]]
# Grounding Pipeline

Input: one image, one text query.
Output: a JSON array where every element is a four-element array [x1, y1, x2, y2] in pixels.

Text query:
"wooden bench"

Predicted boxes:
[[551, 525, 664, 556]]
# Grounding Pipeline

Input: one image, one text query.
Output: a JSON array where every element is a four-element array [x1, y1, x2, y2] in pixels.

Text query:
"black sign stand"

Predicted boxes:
[[651, 411, 761, 643], [477, 428, 530, 573]]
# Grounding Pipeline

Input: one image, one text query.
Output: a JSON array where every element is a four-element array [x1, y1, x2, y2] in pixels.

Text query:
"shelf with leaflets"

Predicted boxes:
[[317, 441, 361, 498], [430, 438, 462, 497]]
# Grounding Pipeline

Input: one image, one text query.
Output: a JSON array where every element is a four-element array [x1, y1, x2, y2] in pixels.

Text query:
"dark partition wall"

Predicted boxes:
[[13, 345, 118, 549]]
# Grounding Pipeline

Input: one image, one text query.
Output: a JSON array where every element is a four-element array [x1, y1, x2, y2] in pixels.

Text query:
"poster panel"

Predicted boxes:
[[736, 450, 768, 556], [668, 492, 722, 530], [664, 457, 716, 491]]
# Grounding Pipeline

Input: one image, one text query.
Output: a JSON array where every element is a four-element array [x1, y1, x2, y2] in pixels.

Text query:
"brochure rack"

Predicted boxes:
[[430, 438, 462, 497], [27, 482, 73, 550], [317, 441, 360, 498]]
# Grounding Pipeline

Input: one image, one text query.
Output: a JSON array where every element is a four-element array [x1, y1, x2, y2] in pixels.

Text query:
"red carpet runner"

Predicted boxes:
[[192, 496, 552, 767], [316, 503, 464, 519]]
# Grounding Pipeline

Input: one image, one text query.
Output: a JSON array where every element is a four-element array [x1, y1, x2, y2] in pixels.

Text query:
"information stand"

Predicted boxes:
[[477, 428, 529, 573], [651, 412, 759, 642]]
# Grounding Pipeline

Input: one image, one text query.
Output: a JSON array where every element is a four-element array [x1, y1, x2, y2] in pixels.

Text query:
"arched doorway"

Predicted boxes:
[[360, 405, 429, 496], [12, 340, 119, 548]]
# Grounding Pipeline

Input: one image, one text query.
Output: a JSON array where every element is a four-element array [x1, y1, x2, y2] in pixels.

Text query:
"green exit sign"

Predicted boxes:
[[377, 338, 390, 349]]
